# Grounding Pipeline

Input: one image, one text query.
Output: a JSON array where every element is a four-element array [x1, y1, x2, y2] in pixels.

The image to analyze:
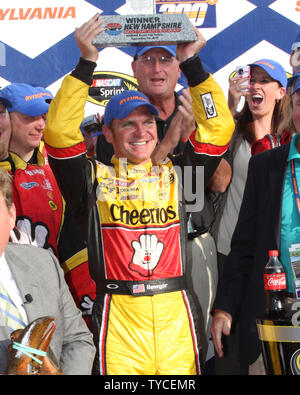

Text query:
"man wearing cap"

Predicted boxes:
[[43, 15, 234, 375], [0, 84, 51, 169], [0, 84, 64, 252], [287, 32, 300, 95], [211, 76, 300, 374], [0, 84, 93, 324], [97, 31, 233, 170], [96, 44, 187, 163]]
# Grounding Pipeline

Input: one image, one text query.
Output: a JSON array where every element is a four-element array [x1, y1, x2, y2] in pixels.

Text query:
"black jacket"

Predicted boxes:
[[214, 143, 290, 365]]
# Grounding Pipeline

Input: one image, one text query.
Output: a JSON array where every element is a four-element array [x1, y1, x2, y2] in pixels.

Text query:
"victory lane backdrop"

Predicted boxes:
[[0, 0, 298, 114], [0, 0, 298, 372]]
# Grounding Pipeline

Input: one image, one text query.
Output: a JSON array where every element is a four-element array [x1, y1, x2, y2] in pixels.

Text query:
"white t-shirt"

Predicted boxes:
[[217, 139, 251, 256]]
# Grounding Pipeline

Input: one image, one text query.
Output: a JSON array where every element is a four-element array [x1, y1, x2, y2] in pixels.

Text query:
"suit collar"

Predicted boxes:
[[4, 244, 44, 322], [287, 133, 300, 161]]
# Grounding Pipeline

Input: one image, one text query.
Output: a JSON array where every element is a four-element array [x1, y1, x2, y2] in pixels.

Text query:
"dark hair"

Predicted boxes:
[[277, 78, 298, 136], [0, 168, 13, 210]]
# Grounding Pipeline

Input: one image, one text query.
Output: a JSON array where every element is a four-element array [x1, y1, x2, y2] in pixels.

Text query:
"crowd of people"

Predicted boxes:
[[0, 13, 299, 375]]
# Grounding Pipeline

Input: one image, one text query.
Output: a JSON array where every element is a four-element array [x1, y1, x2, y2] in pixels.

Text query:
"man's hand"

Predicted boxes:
[[177, 88, 196, 139], [74, 13, 104, 63], [211, 310, 232, 358], [176, 26, 206, 63]]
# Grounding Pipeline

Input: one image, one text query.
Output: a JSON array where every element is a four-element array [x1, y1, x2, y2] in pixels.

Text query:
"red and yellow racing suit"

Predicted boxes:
[[44, 57, 234, 375]]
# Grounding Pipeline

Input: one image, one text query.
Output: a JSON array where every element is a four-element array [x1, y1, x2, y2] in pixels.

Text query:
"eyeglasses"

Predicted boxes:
[[139, 55, 175, 67]]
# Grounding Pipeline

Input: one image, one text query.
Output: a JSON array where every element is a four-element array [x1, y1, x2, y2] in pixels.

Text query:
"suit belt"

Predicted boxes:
[[103, 276, 186, 296]]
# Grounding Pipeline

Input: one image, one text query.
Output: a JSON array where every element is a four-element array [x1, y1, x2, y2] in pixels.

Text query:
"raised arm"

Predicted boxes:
[[178, 28, 235, 186], [43, 15, 104, 233]]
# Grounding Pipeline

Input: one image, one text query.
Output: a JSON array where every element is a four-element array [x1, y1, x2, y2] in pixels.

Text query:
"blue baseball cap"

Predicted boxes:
[[287, 65, 300, 91], [104, 90, 159, 126], [293, 66, 300, 78], [0, 83, 53, 116], [292, 76, 300, 95], [292, 32, 300, 52], [135, 45, 176, 57], [249, 59, 288, 89], [35, 86, 53, 103]]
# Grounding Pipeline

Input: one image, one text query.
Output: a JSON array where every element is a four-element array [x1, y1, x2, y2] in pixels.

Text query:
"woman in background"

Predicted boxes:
[[211, 59, 287, 375]]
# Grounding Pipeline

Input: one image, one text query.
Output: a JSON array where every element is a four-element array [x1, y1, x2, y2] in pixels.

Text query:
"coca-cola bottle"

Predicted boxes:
[[264, 250, 287, 319]]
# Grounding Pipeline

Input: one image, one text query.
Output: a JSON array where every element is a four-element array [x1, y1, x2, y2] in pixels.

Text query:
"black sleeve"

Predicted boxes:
[[48, 154, 93, 242], [179, 55, 210, 86], [58, 204, 87, 264], [71, 57, 97, 85], [222, 146, 233, 168]]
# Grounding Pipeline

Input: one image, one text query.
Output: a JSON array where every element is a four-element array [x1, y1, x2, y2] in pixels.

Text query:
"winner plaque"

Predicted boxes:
[[92, 14, 197, 48]]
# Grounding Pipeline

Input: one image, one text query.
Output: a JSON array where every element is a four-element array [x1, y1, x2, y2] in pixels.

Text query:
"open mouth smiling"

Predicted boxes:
[[151, 77, 165, 84], [130, 141, 148, 147]]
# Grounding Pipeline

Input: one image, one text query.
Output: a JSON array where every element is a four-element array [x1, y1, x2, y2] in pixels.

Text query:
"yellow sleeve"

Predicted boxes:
[[43, 75, 88, 155], [189, 74, 235, 155]]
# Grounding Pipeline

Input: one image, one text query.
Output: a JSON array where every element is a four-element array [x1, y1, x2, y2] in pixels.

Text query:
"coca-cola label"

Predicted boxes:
[[264, 273, 286, 290]]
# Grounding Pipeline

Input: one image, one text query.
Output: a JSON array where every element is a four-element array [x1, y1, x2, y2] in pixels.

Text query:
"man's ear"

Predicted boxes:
[[9, 202, 16, 231], [102, 125, 113, 143], [131, 60, 137, 78], [177, 64, 181, 80]]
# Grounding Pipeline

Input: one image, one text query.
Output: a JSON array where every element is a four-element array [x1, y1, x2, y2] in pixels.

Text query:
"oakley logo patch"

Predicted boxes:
[[201, 92, 217, 119]]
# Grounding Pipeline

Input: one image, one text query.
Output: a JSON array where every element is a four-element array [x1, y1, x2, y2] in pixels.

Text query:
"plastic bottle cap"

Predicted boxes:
[[269, 250, 279, 256]]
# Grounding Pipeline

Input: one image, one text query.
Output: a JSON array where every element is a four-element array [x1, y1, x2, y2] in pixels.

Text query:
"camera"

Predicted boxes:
[[235, 65, 250, 91], [81, 114, 103, 137], [236, 65, 249, 77]]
